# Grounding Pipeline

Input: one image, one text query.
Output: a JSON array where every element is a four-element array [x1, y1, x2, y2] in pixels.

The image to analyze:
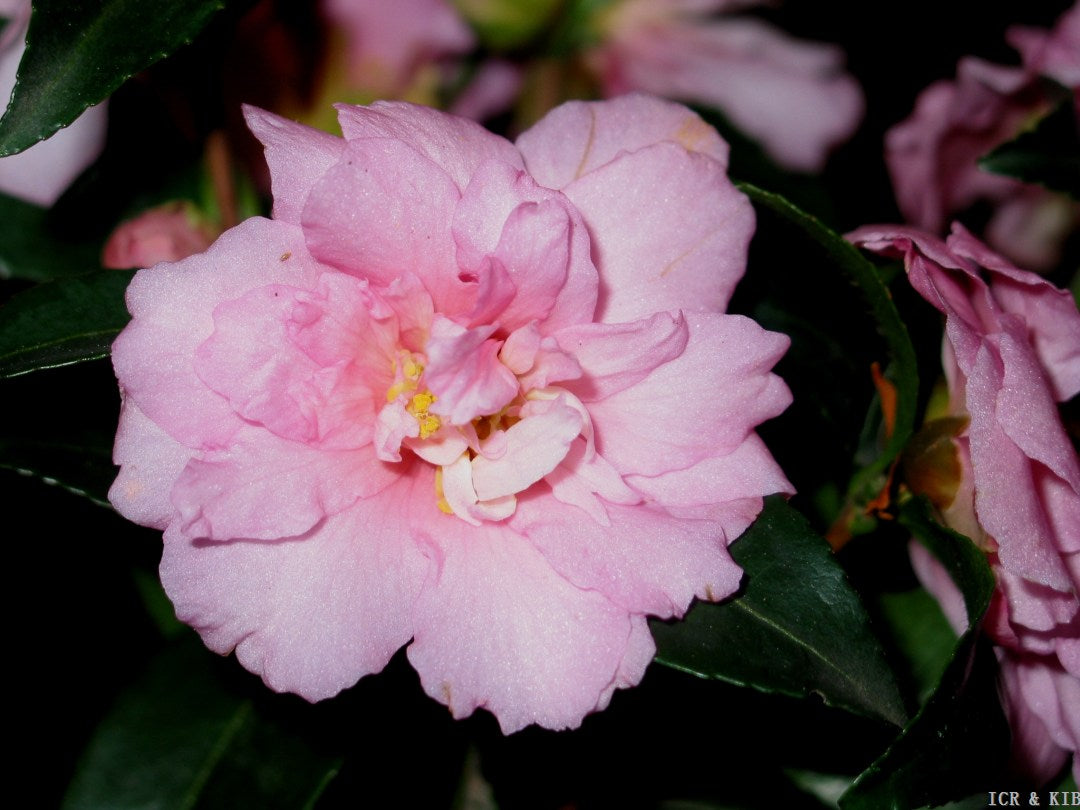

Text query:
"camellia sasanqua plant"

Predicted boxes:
[[1, 1, 1077, 808]]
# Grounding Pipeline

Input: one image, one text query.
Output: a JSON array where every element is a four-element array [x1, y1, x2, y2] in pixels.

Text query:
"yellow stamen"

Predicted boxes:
[[433, 467, 454, 515], [407, 390, 441, 439]]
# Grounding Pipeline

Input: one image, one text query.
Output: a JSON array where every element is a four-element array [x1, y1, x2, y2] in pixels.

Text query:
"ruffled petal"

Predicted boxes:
[[514, 492, 742, 618], [516, 93, 730, 190], [160, 469, 431, 702], [580, 313, 790, 477], [170, 427, 397, 542], [406, 512, 643, 732], [112, 218, 322, 449], [243, 106, 346, 225], [335, 101, 524, 193], [301, 138, 459, 289], [562, 142, 753, 322], [109, 398, 196, 530]]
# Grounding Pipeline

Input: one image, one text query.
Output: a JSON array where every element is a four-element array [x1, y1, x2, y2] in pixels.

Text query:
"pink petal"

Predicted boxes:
[[545, 438, 641, 526], [966, 343, 1072, 591], [194, 282, 378, 450], [160, 469, 431, 702], [335, 101, 523, 193], [406, 512, 643, 732], [112, 218, 321, 449], [562, 141, 753, 323], [451, 158, 598, 331], [581, 313, 791, 477], [424, 315, 518, 425], [243, 106, 345, 225], [514, 491, 742, 618], [471, 394, 583, 500], [626, 433, 793, 539], [170, 427, 397, 542], [599, 18, 863, 172], [109, 399, 195, 530], [999, 655, 1073, 784], [554, 311, 689, 401], [516, 93, 730, 190], [301, 137, 459, 289]]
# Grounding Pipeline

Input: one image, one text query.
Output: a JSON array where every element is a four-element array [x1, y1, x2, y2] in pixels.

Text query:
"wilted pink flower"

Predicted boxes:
[[321, 0, 474, 96], [851, 223, 1080, 783], [109, 94, 792, 732], [0, 0, 108, 207], [584, 0, 864, 172], [886, 3, 1080, 271], [102, 202, 217, 270]]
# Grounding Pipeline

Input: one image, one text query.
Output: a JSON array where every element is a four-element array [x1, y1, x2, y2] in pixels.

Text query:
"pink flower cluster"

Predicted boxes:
[[850, 224, 1080, 784], [109, 94, 792, 732], [886, 2, 1080, 270]]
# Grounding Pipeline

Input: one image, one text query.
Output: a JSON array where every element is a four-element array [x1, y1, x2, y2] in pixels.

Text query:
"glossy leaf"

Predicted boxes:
[[979, 95, 1080, 198], [0, 269, 133, 377], [840, 498, 1007, 809], [62, 637, 342, 810], [0, 192, 101, 281], [651, 496, 908, 728], [0, 0, 228, 157], [736, 183, 919, 507]]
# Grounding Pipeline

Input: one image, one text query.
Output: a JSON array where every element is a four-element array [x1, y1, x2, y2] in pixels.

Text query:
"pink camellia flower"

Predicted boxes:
[[109, 94, 793, 732], [850, 222, 1080, 783], [321, 0, 474, 96], [584, 0, 864, 172], [885, 2, 1080, 271], [102, 202, 217, 270], [0, 0, 108, 207]]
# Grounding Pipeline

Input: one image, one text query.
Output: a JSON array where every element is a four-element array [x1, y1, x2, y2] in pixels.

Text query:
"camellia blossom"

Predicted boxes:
[[849, 223, 1080, 783], [584, 0, 864, 172], [0, 0, 108, 207], [885, 2, 1080, 271], [109, 94, 793, 732]]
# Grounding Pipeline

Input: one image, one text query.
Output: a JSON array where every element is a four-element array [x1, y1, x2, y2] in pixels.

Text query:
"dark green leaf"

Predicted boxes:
[[0, 430, 114, 505], [0, 0, 228, 157], [979, 95, 1080, 198], [0, 268, 133, 377], [651, 496, 908, 728], [840, 498, 1007, 809], [0, 192, 101, 281], [62, 637, 342, 810], [736, 183, 919, 508], [877, 587, 955, 706]]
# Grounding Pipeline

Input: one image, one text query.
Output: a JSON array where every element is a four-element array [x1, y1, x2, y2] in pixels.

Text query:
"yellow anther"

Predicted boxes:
[[407, 390, 441, 439], [403, 358, 424, 380]]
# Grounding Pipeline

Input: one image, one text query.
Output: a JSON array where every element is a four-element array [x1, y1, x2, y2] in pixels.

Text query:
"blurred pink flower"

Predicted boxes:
[[584, 0, 864, 172], [851, 223, 1080, 784], [885, 3, 1080, 271], [102, 202, 216, 270], [321, 0, 474, 96], [0, 0, 108, 207], [109, 94, 792, 732]]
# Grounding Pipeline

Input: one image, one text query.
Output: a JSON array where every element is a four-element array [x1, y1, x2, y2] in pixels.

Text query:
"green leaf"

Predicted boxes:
[[0, 192, 102, 281], [978, 95, 1080, 198], [0, 269, 133, 377], [62, 637, 342, 810], [651, 496, 908, 728], [876, 588, 955, 707], [736, 183, 919, 507], [0, 430, 114, 505], [0, 0, 228, 157], [839, 498, 1007, 809]]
